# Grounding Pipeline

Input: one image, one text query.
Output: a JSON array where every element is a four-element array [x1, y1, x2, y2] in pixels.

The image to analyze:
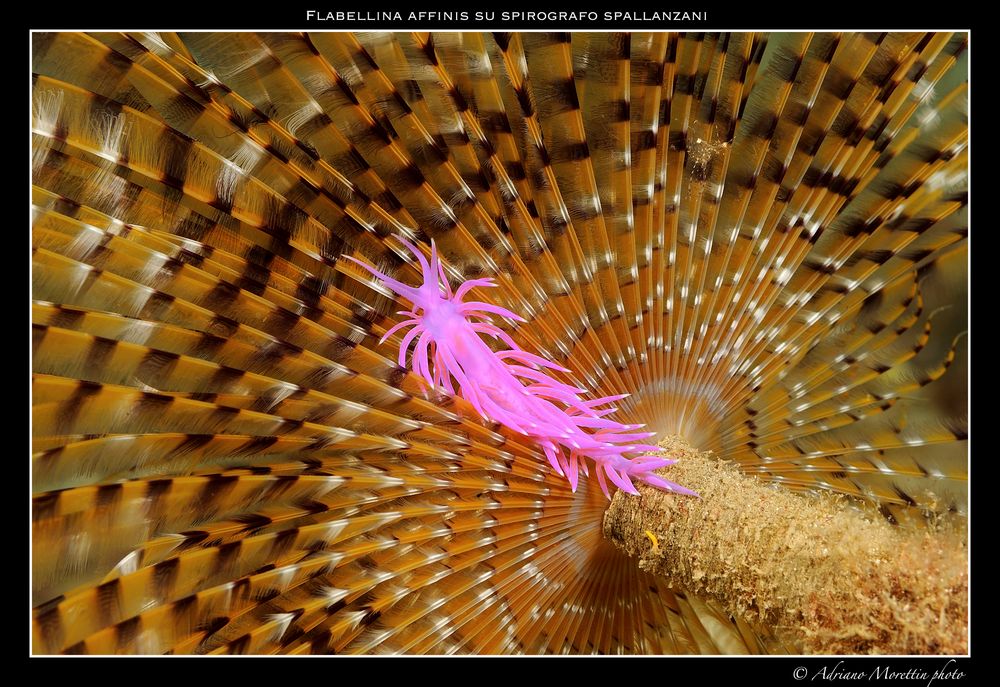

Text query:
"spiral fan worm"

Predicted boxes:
[[32, 30, 967, 655]]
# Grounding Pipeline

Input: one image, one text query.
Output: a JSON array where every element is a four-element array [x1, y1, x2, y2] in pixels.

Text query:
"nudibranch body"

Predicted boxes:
[[345, 238, 695, 499]]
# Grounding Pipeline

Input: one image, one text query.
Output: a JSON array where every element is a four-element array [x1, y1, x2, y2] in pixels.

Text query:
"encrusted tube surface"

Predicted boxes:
[[602, 438, 968, 654]]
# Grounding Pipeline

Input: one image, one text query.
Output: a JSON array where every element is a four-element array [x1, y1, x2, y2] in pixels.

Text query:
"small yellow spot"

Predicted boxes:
[[645, 530, 660, 555]]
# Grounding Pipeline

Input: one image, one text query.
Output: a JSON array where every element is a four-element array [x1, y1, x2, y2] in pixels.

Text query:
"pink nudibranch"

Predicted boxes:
[[344, 238, 695, 499]]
